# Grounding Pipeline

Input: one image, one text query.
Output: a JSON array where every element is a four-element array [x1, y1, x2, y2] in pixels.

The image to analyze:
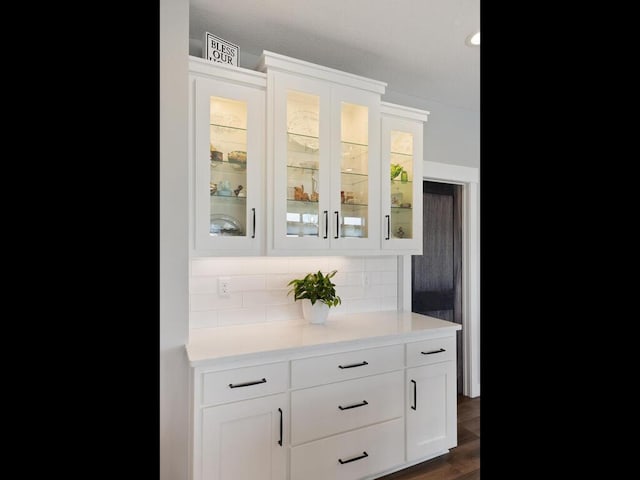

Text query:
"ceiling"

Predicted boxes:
[[189, 0, 480, 112]]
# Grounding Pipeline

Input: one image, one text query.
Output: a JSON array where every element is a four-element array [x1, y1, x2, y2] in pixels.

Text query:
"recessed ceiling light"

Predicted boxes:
[[466, 31, 480, 46]]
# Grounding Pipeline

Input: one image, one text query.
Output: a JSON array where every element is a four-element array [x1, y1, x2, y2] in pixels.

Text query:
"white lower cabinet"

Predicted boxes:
[[406, 361, 457, 461], [190, 330, 458, 480], [290, 418, 404, 480], [201, 393, 288, 480]]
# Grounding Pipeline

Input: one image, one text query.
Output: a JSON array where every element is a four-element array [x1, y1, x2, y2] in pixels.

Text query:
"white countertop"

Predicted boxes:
[[186, 310, 461, 367]]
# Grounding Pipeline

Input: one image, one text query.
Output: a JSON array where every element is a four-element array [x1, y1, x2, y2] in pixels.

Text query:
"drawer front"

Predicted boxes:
[[406, 336, 456, 367], [201, 362, 289, 406], [291, 344, 404, 389], [291, 370, 403, 445], [290, 417, 404, 480]]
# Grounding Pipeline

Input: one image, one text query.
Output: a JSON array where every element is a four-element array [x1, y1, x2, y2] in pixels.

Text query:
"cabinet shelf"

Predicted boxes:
[[210, 123, 247, 133], [287, 164, 319, 173], [211, 159, 247, 172], [390, 151, 413, 158], [391, 179, 413, 186]]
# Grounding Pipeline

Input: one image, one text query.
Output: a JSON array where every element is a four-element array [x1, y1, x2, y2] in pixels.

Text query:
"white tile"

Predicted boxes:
[[217, 305, 266, 326], [266, 303, 301, 322], [348, 298, 382, 313], [189, 276, 218, 294], [347, 272, 365, 286], [227, 257, 269, 275], [380, 296, 398, 310], [230, 275, 266, 292], [365, 284, 394, 299], [374, 271, 398, 285], [365, 256, 398, 272], [190, 293, 243, 311], [337, 285, 365, 300], [288, 256, 329, 273], [190, 258, 222, 276], [243, 289, 292, 307], [266, 274, 294, 290], [329, 257, 364, 272], [189, 310, 218, 329], [263, 257, 290, 274]]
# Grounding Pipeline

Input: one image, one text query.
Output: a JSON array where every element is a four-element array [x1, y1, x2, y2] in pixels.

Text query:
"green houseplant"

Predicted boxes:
[[287, 270, 341, 324]]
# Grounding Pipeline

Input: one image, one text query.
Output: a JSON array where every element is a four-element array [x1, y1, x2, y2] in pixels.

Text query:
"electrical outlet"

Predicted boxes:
[[219, 277, 231, 297]]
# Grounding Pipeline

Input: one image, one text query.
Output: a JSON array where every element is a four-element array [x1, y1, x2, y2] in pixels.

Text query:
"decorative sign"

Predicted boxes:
[[203, 32, 239, 67]]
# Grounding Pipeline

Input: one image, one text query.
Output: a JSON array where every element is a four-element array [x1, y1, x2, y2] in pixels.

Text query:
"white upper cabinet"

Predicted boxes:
[[380, 103, 429, 254], [259, 51, 384, 255], [190, 58, 266, 255], [188, 54, 429, 257]]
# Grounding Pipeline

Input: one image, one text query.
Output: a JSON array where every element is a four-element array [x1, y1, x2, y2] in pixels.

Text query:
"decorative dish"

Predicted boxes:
[[210, 214, 243, 236]]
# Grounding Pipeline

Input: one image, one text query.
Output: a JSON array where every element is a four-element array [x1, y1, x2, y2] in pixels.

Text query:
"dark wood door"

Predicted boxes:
[[412, 181, 463, 393]]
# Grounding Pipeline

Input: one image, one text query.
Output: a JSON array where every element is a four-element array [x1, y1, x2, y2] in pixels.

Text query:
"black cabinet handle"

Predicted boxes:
[[334, 211, 340, 239], [421, 348, 446, 355], [228, 378, 266, 389], [278, 408, 283, 446], [411, 379, 417, 410], [338, 361, 368, 369], [323, 210, 328, 239], [338, 400, 368, 411], [385, 214, 390, 240], [251, 208, 256, 238], [338, 451, 368, 465]]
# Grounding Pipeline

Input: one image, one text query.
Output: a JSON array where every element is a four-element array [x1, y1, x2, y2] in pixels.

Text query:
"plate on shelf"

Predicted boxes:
[[210, 214, 244, 236], [288, 111, 319, 150]]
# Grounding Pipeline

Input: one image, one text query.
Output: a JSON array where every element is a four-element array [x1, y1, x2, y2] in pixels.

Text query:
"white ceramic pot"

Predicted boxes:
[[301, 299, 330, 324]]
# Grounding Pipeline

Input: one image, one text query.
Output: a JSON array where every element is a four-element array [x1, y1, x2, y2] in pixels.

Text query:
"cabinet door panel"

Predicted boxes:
[[290, 418, 404, 480], [406, 362, 457, 461], [273, 72, 332, 251], [330, 86, 381, 250], [381, 115, 423, 253], [201, 393, 287, 480], [290, 370, 404, 445], [194, 76, 264, 255]]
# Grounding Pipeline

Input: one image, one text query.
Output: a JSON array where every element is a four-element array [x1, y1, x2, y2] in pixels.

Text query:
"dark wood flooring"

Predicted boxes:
[[376, 395, 480, 480]]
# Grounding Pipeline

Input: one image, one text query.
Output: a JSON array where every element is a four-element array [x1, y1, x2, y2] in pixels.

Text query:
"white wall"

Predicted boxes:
[[189, 256, 398, 329], [160, 0, 190, 479], [384, 90, 480, 168]]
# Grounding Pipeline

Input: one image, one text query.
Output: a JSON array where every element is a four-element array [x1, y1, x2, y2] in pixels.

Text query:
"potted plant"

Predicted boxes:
[[287, 270, 342, 324]]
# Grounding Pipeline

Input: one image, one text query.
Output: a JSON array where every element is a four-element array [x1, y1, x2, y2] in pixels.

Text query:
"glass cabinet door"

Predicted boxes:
[[286, 91, 322, 239], [208, 96, 249, 237], [194, 77, 264, 254], [331, 87, 381, 251], [273, 73, 331, 251], [381, 113, 423, 252], [339, 102, 369, 240]]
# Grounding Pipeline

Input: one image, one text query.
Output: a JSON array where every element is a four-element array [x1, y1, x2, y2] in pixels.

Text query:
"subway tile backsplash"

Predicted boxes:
[[189, 256, 399, 329]]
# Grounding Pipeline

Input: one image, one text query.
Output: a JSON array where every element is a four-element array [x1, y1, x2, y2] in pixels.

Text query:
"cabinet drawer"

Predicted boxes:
[[406, 336, 456, 367], [201, 362, 289, 406], [290, 417, 404, 480], [291, 344, 404, 389], [291, 370, 403, 445]]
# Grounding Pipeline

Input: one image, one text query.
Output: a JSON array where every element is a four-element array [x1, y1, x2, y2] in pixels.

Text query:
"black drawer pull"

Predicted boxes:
[[338, 400, 368, 411], [338, 361, 368, 369], [411, 379, 417, 410], [228, 378, 266, 389], [278, 408, 283, 446], [338, 451, 368, 465], [421, 348, 446, 355]]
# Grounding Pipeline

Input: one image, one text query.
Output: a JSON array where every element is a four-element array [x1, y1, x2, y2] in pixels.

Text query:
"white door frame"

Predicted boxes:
[[399, 161, 480, 398]]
